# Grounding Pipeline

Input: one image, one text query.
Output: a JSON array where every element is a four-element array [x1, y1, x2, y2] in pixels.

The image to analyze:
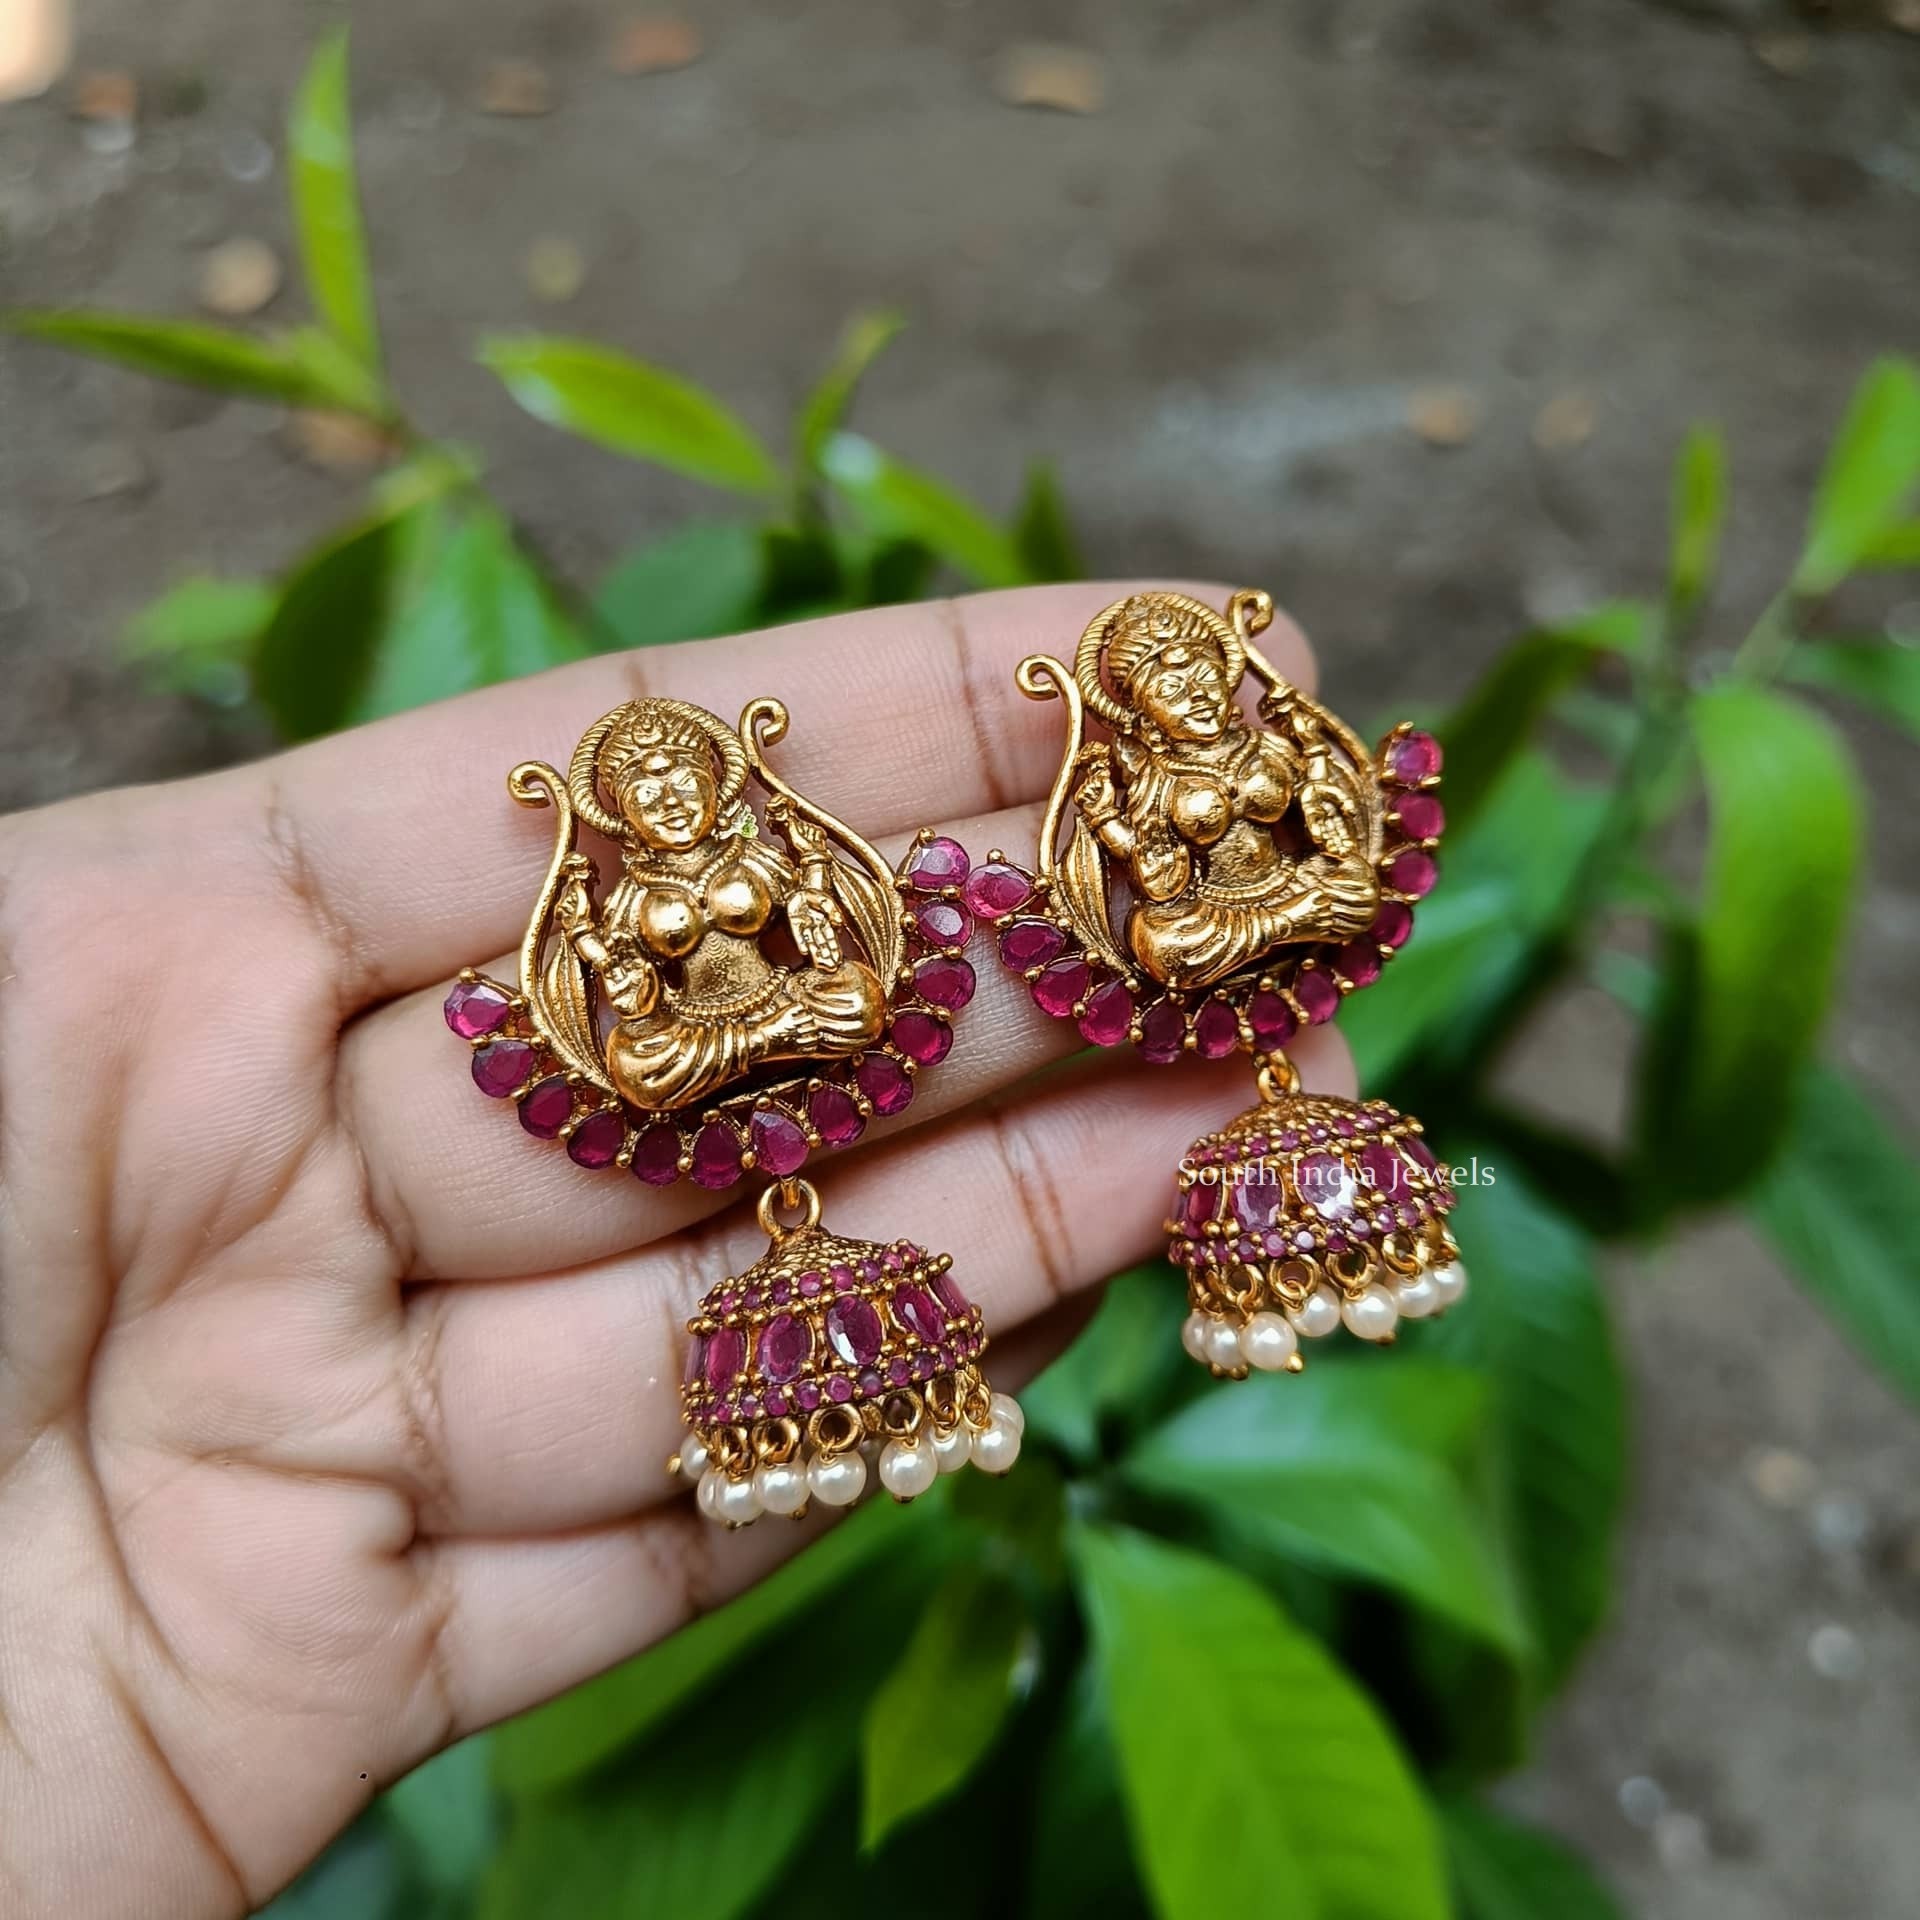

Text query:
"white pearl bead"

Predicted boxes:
[[930, 1423, 973, 1474], [1394, 1270, 1442, 1320], [715, 1472, 764, 1527], [755, 1461, 809, 1517], [1287, 1287, 1343, 1339], [879, 1439, 938, 1501], [1180, 1312, 1210, 1362], [1201, 1317, 1245, 1371], [971, 1416, 1022, 1475], [1240, 1311, 1299, 1372], [696, 1465, 727, 1520], [989, 1391, 1026, 1436], [677, 1436, 709, 1479], [1341, 1284, 1399, 1342], [1430, 1261, 1468, 1308], [807, 1450, 868, 1507]]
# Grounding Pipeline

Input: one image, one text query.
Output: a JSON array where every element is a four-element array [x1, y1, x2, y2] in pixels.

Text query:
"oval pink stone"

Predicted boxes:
[[705, 1326, 746, 1395], [857, 1054, 915, 1116], [758, 1312, 811, 1383], [1032, 957, 1091, 1018], [444, 979, 511, 1038], [825, 1295, 884, 1367], [750, 1107, 810, 1177], [1294, 970, 1341, 1024], [905, 836, 970, 889], [999, 918, 1067, 971], [914, 897, 973, 946], [690, 1122, 745, 1190], [809, 1082, 866, 1147], [632, 1123, 683, 1185], [1194, 998, 1241, 1060], [1394, 793, 1445, 841], [1372, 900, 1414, 949], [1138, 999, 1186, 1064], [1388, 850, 1439, 899], [1178, 1182, 1219, 1232], [933, 1271, 971, 1319], [914, 954, 976, 1011], [682, 1332, 706, 1387], [960, 861, 1033, 921], [1360, 1139, 1409, 1201], [519, 1075, 574, 1138], [892, 1283, 945, 1344], [1230, 1169, 1284, 1234], [1334, 940, 1383, 989], [892, 1011, 953, 1065], [567, 1107, 625, 1168], [1295, 1150, 1357, 1220], [1403, 1133, 1439, 1174], [1078, 976, 1135, 1048], [1248, 990, 1298, 1052], [1387, 730, 1443, 783], [471, 1039, 536, 1098]]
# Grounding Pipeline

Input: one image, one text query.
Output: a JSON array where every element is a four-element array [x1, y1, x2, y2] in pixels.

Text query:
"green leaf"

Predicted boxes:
[[1669, 424, 1727, 611], [1124, 1362, 1530, 1656], [1862, 519, 1920, 568], [1640, 681, 1862, 1204], [1072, 1525, 1451, 1920], [1024, 1667, 1151, 1920], [289, 27, 381, 372], [480, 334, 781, 494], [1795, 358, 1920, 595], [1020, 1264, 1185, 1463], [1012, 459, 1085, 583], [759, 523, 845, 615], [1753, 1065, 1920, 1410], [121, 576, 276, 703], [5, 310, 347, 406], [1442, 1797, 1622, 1920], [1784, 639, 1920, 741], [859, 1565, 1028, 1849], [594, 520, 766, 650], [797, 309, 905, 471], [256, 1816, 413, 1920], [382, 1734, 496, 1898], [818, 431, 1023, 587]]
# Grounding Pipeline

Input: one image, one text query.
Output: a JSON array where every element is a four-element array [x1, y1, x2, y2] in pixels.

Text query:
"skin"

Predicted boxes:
[[0, 584, 1349, 1917]]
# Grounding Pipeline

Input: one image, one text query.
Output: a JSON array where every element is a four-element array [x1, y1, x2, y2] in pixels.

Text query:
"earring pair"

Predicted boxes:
[[443, 589, 1461, 1527]]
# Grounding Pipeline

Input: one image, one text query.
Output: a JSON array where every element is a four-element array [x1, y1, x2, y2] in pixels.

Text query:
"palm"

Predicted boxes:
[[0, 585, 1349, 1916]]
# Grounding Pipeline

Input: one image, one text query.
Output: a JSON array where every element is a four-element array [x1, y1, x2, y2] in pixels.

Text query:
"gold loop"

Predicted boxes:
[[1228, 588, 1275, 639], [1256, 1055, 1300, 1102], [807, 1405, 863, 1456], [880, 1392, 924, 1438], [1327, 1245, 1374, 1290], [1208, 1262, 1262, 1313], [1380, 1231, 1424, 1278], [757, 1177, 823, 1239], [753, 1417, 802, 1465], [1271, 1257, 1316, 1306]]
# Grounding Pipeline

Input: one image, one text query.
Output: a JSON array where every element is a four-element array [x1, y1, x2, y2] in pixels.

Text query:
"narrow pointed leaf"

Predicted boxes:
[[797, 309, 905, 469], [289, 27, 381, 370], [1795, 357, 1920, 595], [1012, 459, 1085, 582], [818, 431, 1023, 586], [1669, 424, 1727, 611], [1784, 638, 1920, 742], [6, 310, 342, 405], [1442, 1797, 1623, 1920]]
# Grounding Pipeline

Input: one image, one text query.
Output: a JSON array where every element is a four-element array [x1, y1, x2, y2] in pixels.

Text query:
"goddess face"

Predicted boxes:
[[617, 747, 720, 851], [1132, 642, 1232, 743]]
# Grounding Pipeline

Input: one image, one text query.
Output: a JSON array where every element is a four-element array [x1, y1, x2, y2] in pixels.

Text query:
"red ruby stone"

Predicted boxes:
[[809, 1083, 866, 1147], [1334, 940, 1383, 988], [1387, 730, 1443, 783], [519, 1075, 574, 1138], [914, 954, 977, 1011], [892, 1283, 945, 1343], [758, 1312, 812, 1383], [892, 1010, 954, 1065], [632, 1122, 683, 1185], [1230, 1170, 1283, 1234], [1388, 850, 1439, 899], [1372, 900, 1414, 949], [471, 1039, 535, 1098], [1078, 976, 1135, 1048], [444, 979, 511, 1038], [1248, 990, 1298, 1052], [1295, 1150, 1357, 1220], [933, 1271, 970, 1318], [960, 861, 1034, 921], [750, 1107, 810, 1177], [1294, 969, 1341, 1024], [1194, 998, 1241, 1059], [682, 1332, 706, 1387], [1032, 957, 1091, 1018], [1179, 1182, 1219, 1232], [914, 897, 973, 946], [857, 1054, 915, 1116], [1359, 1139, 1409, 1201], [1394, 793, 1446, 841], [690, 1121, 745, 1189], [905, 836, 971, 889], [825, 1295, 884, 1367], [1000, 919, 1067, 971], [567, 1108, 625, 1169], [1138, 998, 1186, 1063], [1403, 1133, 1439, 1175], [705, 1326, 746, 1395]]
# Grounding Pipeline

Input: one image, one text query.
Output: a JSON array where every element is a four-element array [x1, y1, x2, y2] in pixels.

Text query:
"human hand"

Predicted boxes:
[[785, 885, 846, 971], [0, 584, 1349, 1917]]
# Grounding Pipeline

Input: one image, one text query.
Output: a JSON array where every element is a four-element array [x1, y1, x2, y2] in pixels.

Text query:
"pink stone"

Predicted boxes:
[[795, 1381, 823, 1412], [632, 1123, 683, 1185], [905, 836, 971, 889], [1334, 940, 1383, 988], [471, 1039, 535, 1098], [1394, 793, 1445, 841], [960, 861, 1033, 921], [518, 1076, 574, 1138], [1360, 1140, 1409, 1201], [567, 1108, 625, 1169], [1032, 957, 1091, 1018], [1230, 1171, 1283, 1235], [893, 1283, 945, 1343], [750, 1107, 810, 1177], [887, 1356, 912, 1385], [1138, 998, 1186, 1064], [444, 979, 511, 1038], [999, 919, 1067, 971], [892, 1010, 954, 1065], [826, 1374, 854, 1403], [690, 1122, 745, 1189], [1194, 998, 1241, 1060], [1178, 1182, 1219, 1232], [1387, 729, 1443, 783], [705, 1326, 746, 1394], [809, 1082, 866, 1147], [758, 1312, 811, 1383], [1248, 990, 1298, 1053], [933, 1271, 970, 1318], [682, 1333, 705, 1387], [1403, 1133, 1439, 1174], [825, 1296, 884, 1367], [1078, 976, 1135, 1048], [857, 1054, 915, 1116], [858, 1368, 885, 1397], [915, 954, 977, 1011], [1295, 1150, 1357, 1220], [1388, 850, 1438, 899], [914, 897, 973, 947], [1372, 900, 1414, 949], [1294, 969, 1340, 1024]]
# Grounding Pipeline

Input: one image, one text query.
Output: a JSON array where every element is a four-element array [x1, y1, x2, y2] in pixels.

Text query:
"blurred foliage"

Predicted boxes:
[[11, 33, 1920, 1920]]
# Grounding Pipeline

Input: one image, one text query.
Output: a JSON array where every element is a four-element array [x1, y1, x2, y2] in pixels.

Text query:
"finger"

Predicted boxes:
[[407, 1025, 1355, 1539], [231, 583, 1318, 1006]]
